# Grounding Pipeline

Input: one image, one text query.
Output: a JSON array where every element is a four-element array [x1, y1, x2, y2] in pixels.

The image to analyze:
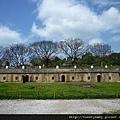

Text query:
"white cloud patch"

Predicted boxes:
[[100, 7, 120, 33], [0, 25, 26, 46], [92, 0, 120, 7], [30, 0, 43, 3], [31, 0, 120, 42], [110, 36, 120, 42], [89, 38, 104, 45]]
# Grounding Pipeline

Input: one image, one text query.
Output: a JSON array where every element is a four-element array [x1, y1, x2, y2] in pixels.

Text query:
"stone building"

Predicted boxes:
[[0, 69, 120, 83]]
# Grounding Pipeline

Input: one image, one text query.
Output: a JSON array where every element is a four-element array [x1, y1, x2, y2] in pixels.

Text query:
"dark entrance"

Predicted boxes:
[[22, 75, 26, 83], [26, 75, 29, 82], [61, 75, 65, 82], [30, 75, 34, 82], [22, 75, 29, 83], [97, 75, 101, 82]]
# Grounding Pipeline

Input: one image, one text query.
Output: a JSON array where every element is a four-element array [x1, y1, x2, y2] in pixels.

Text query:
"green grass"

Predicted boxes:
[[0, 82, 120, 99], [103, 110, 120, 114], [110, 110, 120, 114]]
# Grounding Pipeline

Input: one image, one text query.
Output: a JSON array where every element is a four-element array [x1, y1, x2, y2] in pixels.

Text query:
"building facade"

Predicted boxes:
[[0, 69, 120, 83]]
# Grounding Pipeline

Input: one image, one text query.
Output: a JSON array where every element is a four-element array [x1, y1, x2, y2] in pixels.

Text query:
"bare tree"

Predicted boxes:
[[0, 46, 4, 67], [3, 44, 32, 67], [59, 38, 87, 65], [0, 46, 3, 56], [90, 43, 112, 66], [30, 41, 58, 67]]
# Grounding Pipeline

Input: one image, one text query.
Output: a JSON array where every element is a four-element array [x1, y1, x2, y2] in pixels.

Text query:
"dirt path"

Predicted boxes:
[[0, 99, 120, 114]]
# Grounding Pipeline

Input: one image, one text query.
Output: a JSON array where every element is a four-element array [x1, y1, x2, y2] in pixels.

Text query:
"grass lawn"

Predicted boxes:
[[0, 82, 120, 99], [103, 110, 120, 114]]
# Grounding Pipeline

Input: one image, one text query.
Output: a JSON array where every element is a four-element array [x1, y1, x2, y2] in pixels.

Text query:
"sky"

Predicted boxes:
[[0, 0, 120, 52]]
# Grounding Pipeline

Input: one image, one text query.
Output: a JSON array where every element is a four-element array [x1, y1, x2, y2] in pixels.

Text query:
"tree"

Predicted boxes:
[[81, 52, 94, 65], [109, 53, 120, 65], [51, 57, 66, 67], [30, 56, 41, 66], [30, 41, 58, 67], [0, 46, 3, 57], [3, 44, 31, 67], [0, 46, 4, 67], [90, 43, 112, 66], [59, 38, 87, 65]]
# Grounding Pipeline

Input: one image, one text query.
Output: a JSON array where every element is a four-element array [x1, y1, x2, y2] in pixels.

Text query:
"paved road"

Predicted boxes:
[[0, 99, 120, 114]]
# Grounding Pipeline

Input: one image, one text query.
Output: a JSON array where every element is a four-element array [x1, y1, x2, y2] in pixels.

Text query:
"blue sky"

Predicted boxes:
[[0, 0, 120, 52]]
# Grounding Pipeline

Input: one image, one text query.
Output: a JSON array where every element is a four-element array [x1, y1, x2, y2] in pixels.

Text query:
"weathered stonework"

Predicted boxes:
[[0, 68, 120, 83]]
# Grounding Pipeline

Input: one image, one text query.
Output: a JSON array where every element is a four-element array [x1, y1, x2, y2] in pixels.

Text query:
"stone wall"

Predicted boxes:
[[0, 69, 120, 83]]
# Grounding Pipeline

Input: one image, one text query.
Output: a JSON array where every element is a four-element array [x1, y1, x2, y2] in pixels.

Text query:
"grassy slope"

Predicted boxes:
[[0, 82, 120, 99]]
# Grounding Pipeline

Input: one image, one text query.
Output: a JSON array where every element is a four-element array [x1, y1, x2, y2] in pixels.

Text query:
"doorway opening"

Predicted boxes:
[[26, 75, 29, 82], [22, 75, 26, 83], [119, 73, 120, 81], [22, 75, 29, 83], [97, 75, 101, 82], [61, 75, 65, 82]]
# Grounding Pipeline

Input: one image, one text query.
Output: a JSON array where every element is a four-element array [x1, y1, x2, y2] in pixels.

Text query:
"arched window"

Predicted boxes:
[[52, 77, 54, 80], [3, 77, 6, 80], [72, 76, 74, 80], [88, 76, 90, 80], [36, 76, 38, 80]]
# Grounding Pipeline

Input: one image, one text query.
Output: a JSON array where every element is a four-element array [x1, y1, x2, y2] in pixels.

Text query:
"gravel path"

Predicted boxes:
[[0, 99, 120, 114]]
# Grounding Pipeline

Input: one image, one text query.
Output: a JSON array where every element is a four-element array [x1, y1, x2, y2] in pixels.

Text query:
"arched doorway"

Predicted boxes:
[[26, 75, 29, 82], [22, 75, 29, 83], [22, 75, 26, 83], [61, 75, 65, 82], [97, 75, 101, 82], [30, 75, 34, 82]]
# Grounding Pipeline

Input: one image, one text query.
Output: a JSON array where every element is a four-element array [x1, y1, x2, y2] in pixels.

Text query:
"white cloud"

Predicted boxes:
[[100, 7, 120, 33], [31, 0, 120, 41], [0, 25, 26, 46], [29, 0, 42, 3], [92, 0, 120, 6], [89, 38, 104, 45], [110, 36, 120, 42]]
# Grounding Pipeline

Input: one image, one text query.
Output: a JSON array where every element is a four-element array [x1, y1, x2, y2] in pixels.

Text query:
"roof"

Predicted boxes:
[[0, 68, 119, 74]]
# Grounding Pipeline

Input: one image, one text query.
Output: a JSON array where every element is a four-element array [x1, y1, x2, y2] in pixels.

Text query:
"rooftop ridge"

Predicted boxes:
[[0, 68, 119, 73]]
